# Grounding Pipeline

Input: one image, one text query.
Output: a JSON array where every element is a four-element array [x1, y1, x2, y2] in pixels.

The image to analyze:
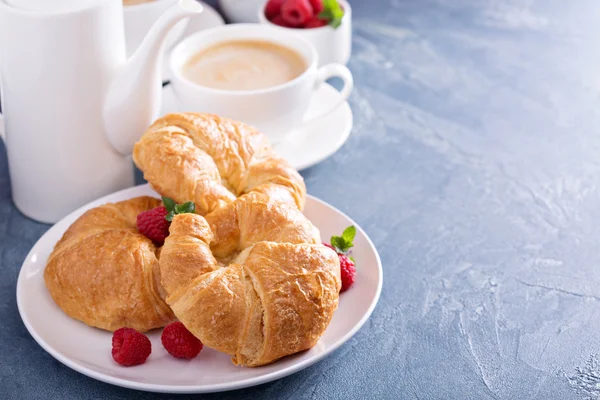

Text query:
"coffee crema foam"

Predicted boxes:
[[182, 40, 307, 91]]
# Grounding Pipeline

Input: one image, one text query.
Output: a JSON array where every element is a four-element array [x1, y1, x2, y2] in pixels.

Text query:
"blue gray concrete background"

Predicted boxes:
[[2, 0, 600, 398]]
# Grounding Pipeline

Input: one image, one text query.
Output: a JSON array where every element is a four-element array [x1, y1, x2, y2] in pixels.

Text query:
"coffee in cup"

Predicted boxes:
[[182, 40, 306, 91], [170, 24, 353, 143]]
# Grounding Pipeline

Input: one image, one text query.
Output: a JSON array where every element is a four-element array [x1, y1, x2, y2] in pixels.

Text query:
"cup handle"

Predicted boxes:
[[301, 63, 354, 127], [0, 112, 4, 141]]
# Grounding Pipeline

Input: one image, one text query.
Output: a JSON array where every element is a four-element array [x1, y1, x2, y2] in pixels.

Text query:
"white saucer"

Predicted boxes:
[[161, 83, 354, 170], [161, 2, 225, 81], [17, 184, 382, 394]]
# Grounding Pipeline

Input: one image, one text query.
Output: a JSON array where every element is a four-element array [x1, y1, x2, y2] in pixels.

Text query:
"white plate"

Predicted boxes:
[[161, 1, 225, 81], [161, 83, 354, 171], [17, 184, 382, 394]]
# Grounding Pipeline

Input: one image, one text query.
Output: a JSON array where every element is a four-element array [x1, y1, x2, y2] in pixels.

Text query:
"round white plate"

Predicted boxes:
[[161, 1, 225, 81], [17, 184, 382, 394], [161, 83, 354, 171]]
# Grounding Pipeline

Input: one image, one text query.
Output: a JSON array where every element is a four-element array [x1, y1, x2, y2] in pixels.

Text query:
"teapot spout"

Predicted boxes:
[[104, 0, 202, 155]]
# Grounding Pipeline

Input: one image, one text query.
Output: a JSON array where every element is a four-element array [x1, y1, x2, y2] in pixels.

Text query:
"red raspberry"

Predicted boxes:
[[265, 0, 285, 19], [324, 226, 358, 293], [271, 15, 289, 27], [308, 0, 323, 14], [161, 322, 203, 359], [136, 206, 170, 245], [304, 16, 327, 28], [324, 243, 356, 292], [112, 327, 152, 366], [281, 0, 313, 27], [338, 253, 356, 292]]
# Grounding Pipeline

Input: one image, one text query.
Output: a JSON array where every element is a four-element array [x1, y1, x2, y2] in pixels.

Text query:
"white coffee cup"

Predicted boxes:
[[124, 0, 189, 56], [169, 23, 353, 143]]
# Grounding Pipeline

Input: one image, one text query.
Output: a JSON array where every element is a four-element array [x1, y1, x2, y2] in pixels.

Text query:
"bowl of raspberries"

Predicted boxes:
[[258, 0, 352, 66]]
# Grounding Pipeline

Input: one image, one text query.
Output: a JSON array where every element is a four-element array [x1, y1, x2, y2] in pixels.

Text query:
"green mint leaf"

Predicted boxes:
[[341, 226, 356, 246], [180, 201, 195, 214], [330, 236, 345, 252], [330, 226, 356, 252], [319, 0, 344, 29], [162, 197, 176, 212], [165, 211, 175, 222], [349, 256, 356, 263], [318, 10, 332, 20], [330, 236, 351, 253]]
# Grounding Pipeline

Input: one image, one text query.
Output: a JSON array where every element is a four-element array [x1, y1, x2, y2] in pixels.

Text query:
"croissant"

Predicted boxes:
[[132, 113, 306, 216], [160, 193, 341, 367], [44, 196, 175, 332]]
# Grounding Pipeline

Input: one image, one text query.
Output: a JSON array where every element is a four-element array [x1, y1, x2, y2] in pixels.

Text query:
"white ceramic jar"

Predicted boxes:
[[257, 0, 352, 67]]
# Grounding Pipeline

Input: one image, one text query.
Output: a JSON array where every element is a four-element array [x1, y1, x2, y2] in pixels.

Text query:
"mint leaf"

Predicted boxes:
[[162, 197, 176, 212], [319, 0, 344, 29], [174, 202, 195, 214], [330, 225, 356, 253], [350, 256, 356, 263], [342, 226, 356, 245], [331, 236, 344, 251], [180, 201, 195, 214], [163, 199, 195, 222]]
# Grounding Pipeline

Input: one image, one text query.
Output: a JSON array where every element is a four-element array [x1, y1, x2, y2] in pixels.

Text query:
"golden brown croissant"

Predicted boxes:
[[132, 113, 306, 216], [160, 193, 341, 367], [44, 196, 175, 332]]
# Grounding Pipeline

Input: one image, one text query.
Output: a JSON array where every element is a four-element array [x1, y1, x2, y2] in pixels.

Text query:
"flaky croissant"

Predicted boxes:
[[44, 196, 175, 332], [160, 193, 341, 367], [132, 113, 306, 216]]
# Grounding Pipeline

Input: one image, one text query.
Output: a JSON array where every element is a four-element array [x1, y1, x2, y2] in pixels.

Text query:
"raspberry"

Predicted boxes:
[[325, 226, 358, 293], [281, 0, 313, 27], [308, 0, 323, 14], [161, 322, 203, 359], [324, 243, 356, 292], [112, 327, 152, 366], [304, 16, 327, 28], [265, 0, 285, 19], [271, 15, 289, 27], [136, 206, 170, 245], [338, 253, 356, 292]]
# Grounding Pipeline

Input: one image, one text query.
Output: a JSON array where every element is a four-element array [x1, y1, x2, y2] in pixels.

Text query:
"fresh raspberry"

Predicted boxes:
[[304, 16, 328, 28], [112, 327, 152, 366], [281, 0, 313, 27], [265, 0, 285, 19], [338, 253, 356, 292], [271, 15, 290, 27], [308, 0, 323, 14], [136, 206, 170, 245], [161, 322, 203, 359], [324, 243, 356, 292], [324, 226, 358, 293]]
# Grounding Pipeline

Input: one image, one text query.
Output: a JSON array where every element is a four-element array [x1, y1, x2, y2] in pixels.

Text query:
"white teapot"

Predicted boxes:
[[0, 0, 202, 223]]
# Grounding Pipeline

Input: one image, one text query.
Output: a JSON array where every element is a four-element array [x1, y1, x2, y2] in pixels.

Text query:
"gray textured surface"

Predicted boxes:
[[2, 0, 600, 398]]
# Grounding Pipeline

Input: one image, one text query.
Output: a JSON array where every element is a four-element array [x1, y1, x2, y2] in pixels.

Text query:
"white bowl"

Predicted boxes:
[[257, 0, 352, 67], [123, 0, 189, 56]]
